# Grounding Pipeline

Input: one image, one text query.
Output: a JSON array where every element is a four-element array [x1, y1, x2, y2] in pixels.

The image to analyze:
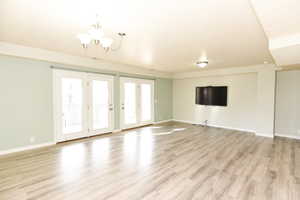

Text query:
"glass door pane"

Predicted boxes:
[[124, 82, 137, 125], [62, 78, 83, 134], [92, 80, 109, 130], [55, 70, 115, 142], [141, 83, 152, 122]]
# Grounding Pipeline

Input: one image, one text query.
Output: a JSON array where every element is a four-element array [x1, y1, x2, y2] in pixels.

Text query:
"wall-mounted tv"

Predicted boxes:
[[195, 86, 227, 106]]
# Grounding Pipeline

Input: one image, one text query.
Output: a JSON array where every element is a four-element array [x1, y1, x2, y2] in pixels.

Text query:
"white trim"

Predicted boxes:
[[87, 74, 115, 136], [0, 42, 285, 79], [275, 133, 300, 140], [53, 69, 89, 142], [53, 69, 116, 142], [255, 133, 274, 138], [172, 119, 255, 133], [0, 42, 283, 79], [172, 64, 279, 79], [0, 142, 56, 156], [52, 69, 58, 143], [120, 77, 155, 129], [154, 119, 173, 124], [0, 42, 171, 78], [207, 124, 254, 133], [172, 119, 194, 124]]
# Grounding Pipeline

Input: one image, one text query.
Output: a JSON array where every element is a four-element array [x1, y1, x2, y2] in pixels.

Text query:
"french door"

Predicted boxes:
[[53, 70, 114, 142], [120, 77, 154, 129]]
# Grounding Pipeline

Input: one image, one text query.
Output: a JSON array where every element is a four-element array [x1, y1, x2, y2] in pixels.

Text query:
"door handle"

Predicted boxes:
[[109, 108, 113, 111]]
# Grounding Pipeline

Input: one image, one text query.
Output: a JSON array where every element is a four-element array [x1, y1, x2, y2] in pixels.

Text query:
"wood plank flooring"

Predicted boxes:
[[0, 122, 300, 200]]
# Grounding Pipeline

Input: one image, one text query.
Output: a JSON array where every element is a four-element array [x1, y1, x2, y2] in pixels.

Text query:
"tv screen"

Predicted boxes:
[[195, 86, 227, 106]]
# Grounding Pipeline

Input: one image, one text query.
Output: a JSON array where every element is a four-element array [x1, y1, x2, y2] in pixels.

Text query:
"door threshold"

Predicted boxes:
[[121, 123, 154, 132], [58, 131, 114, 144], [58, 125, 154, 144]]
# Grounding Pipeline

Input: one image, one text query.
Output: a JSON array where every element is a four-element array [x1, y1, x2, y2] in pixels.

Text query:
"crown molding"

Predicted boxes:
[[0, 42, 172, 79], [0, 42, 283, 80], [172, 64, 279, 79]]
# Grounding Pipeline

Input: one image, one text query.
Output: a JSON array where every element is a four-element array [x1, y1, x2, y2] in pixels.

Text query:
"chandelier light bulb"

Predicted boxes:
[[77, 34, 92, 48], [77, 14, 125, 52], [100, 38, 113, 48], [88, 28, 104, 45]]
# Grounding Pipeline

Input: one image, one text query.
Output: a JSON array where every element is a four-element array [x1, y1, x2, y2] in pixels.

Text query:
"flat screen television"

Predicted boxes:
[[195, 86, 227, 106]]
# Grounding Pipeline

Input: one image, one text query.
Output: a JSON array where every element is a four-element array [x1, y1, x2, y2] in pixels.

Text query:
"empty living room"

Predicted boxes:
[[1, 0, 300, 199]]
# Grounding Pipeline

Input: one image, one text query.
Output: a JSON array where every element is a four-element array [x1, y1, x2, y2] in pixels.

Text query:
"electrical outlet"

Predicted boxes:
[[30, 136, 35, 143]]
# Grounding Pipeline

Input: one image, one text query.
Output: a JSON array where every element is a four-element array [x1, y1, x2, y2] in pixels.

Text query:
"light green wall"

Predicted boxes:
[[0, 55, 173, 151], [155, 78, 173, 121], [0, 56, 54, 151]]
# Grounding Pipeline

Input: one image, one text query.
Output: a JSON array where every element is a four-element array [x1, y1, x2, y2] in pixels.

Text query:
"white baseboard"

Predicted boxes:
[[172, 119, 194, 124], [173, 119, 254, 133], [255, 132, 274, 138], [207, 124, 254, 133], [154, 119, 173, 124], [0, 142, 56, 156], [275, 133, 300, 140]]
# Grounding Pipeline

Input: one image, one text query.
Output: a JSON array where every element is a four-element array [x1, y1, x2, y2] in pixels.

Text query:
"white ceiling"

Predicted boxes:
[[250, 0, 300, 39], [0, 0, 274, 73], [250, 0, 300, 67]]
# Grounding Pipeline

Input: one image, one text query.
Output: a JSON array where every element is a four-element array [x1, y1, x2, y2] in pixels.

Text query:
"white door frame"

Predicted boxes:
[[120, 77, 154, 129], [87, 73, 114, 136], [139, 79, 155, 126], [120, 77, 139, 129], [53, 69, 115, 142], [53, 69, 88, 142]]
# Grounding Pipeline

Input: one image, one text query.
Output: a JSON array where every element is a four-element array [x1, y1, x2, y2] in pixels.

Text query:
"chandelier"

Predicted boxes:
[[77, 14, 126, 52]]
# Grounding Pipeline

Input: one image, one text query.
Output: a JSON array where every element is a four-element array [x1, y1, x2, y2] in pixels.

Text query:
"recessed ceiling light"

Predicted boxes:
[[196, 61, 208, 68]]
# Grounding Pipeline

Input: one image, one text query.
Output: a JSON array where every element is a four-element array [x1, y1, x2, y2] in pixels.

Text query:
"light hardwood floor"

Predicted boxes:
[[0, 122, 300, 200]]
